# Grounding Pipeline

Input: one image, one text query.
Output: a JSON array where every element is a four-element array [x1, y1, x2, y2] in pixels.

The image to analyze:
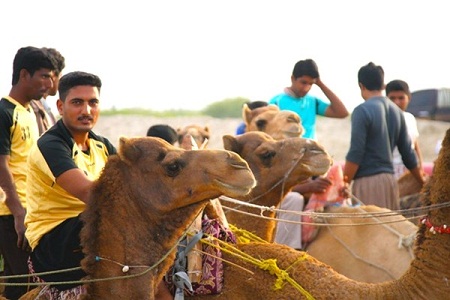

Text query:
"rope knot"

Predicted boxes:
[[258, 259, 289, 290]]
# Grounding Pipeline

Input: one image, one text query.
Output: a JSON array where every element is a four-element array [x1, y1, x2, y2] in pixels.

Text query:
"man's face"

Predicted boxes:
[[57, 85, 100, 134], [45, 73, 61, 98], [25, 68, 54, 101], [387, 90, 410, 111], [291, 75, 316, 97]]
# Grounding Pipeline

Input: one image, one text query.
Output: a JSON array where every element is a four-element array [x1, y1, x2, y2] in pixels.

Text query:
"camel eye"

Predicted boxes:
[[255, 119, 267, 130], [165, 162, 183, 177], [260, 151, 276, 164], [287, 116, 298, 123]]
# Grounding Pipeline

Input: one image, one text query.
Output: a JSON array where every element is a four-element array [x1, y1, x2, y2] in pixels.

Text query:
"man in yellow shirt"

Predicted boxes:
[[25, 71, 116, 294], [0, 46, 56, 300]]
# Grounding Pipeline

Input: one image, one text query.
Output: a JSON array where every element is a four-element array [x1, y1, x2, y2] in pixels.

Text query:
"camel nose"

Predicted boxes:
[[227, 151, 249, 169]]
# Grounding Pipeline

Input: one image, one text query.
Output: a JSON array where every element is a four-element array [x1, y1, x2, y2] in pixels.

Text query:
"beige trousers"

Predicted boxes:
[[274, 192, 304, 250]]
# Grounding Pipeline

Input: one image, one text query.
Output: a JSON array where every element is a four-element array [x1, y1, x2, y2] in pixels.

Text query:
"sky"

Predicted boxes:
[[1, 1, 449, 112]]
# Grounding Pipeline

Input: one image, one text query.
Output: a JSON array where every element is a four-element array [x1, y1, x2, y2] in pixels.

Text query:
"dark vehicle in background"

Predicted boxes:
[[407, 88, 450, 122]]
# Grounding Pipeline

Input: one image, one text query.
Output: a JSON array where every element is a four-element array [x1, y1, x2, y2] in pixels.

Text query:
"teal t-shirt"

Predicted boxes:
[[269, 93, 329, 139]]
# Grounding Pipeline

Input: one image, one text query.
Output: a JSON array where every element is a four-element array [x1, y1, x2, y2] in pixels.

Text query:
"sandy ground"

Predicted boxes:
[[95, 115, 449, 164]]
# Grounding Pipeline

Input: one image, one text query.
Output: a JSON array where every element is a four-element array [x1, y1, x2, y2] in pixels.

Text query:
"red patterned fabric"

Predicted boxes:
[[27, 258, 86, 299], [165, 218, 236, 296]]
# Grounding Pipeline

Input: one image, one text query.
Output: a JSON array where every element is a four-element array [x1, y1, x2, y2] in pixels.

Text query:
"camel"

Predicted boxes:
[[221, 132, 332, 242], [177, 124, 210, 149], [240, 105, 418, 283], [14, 137, 256, 300], [187, 128, 450, 299], [243, 104, 304, 139]]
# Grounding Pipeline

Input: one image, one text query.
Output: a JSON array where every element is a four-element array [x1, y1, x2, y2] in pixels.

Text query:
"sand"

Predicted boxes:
[[95, 115, 448, 164]]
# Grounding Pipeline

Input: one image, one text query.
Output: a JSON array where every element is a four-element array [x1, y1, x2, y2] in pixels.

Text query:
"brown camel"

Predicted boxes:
[[221, 131, 332, 242], [187, 128, 450, 299], [14, 137, 256, 300], [177, 124, 210, 149], [304, 205, 417, 282], [241, 106, 417, 283], [243, 104, 304, 139]]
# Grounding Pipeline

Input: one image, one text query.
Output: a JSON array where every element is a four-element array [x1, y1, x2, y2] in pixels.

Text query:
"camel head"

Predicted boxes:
[[115, 136, 255, 213], [177, 124, 210, 149], [243, 104, 304, 139], [223, 131, 332, 199]]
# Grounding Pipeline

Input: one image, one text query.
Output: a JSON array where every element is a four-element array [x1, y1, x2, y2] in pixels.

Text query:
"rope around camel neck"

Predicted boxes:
[[199, 230, 315, 300], [219, 195, 450, 226], [0, 215, 194, 286]]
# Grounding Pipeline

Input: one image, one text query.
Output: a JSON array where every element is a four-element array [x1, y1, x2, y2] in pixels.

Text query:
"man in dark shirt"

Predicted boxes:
[[344, 62, 425, 210]]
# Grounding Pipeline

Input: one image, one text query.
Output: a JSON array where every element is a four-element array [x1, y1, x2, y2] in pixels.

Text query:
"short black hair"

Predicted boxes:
[[58, 71, 102, 101], [292, 59, 319, 79], [385, 80, 411, 98], [42, 47, 65, 76], [358, 62, 384, 91], [12, 46, 56, 85], [246, 100, 268, 110], [146, 124, 177, 145]]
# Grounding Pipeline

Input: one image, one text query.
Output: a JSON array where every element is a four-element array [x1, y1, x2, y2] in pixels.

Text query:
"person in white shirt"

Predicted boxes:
[[386, 79, 423, 178]]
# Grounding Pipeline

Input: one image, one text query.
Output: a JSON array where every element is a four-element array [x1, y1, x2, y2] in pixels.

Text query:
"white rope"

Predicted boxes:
[[219, 195, 432, 226]]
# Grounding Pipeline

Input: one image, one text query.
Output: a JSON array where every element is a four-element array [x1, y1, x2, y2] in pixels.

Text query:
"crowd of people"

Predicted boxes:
[[0, 46, 427, 300]]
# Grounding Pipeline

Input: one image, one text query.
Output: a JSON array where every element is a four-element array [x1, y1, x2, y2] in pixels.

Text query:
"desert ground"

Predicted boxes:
[[95, 115, 449, 164]]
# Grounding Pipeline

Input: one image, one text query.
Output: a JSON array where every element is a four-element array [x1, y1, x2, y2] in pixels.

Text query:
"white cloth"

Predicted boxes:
[[274, 192, 304, 249], [393, 112, 419, 178]]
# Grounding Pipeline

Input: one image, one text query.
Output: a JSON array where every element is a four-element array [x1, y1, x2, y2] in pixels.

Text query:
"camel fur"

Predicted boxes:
[[304, 205, 417, 282], [241, 107, 418, 283], [188, 128, 450, 299]]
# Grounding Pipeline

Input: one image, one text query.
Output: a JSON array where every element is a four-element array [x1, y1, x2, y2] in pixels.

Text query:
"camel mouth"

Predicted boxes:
[[214, 178, 255, 196], [300, 160, 332, 175], [230, 162, 250, 169], [282, 130, 302, 138]]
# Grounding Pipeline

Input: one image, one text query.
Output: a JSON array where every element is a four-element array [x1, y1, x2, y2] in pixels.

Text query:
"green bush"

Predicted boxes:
[[202, 97, 249, 118], [100, 97, 250, 118]]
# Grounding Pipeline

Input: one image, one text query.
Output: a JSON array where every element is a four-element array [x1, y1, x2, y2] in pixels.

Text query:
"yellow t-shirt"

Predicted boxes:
[[0, 96, 38, 215], [25, 120, 116, 250]]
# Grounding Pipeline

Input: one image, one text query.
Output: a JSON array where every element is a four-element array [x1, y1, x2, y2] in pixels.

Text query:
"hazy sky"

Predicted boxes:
[[1, 1, 448, 112]]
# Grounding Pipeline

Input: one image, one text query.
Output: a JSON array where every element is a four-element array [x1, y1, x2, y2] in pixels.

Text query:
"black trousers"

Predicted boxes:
[[30, 215, 86, 291], [0, 215, 31, 300]]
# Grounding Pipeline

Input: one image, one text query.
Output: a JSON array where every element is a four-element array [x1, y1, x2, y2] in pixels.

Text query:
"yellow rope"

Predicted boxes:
[[200, 226, 315, 300], [228, 224, 269, 244]]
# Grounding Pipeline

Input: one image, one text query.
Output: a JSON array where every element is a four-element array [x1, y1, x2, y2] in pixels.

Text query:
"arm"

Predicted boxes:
[[316, 78, 349, 118], [414, 140, 424, 170], [0, 155, 28, 250], [409, 166, 425, 186], [343, 160, 359, 183], [292, 177, 332, 194], [56, 168, 94, 204]]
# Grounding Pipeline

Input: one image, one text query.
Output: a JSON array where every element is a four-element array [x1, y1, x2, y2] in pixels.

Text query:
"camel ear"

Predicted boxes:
[[267, 104, 279, 111], [118, 137, 143, 163], [204, 126, 210, 133], [242, 104, 252, 125], [223, 135, 243, 154]]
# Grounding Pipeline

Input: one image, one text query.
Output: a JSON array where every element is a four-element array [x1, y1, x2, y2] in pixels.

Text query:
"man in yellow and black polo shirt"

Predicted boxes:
[[25, 71, 117, 293], [0, 46, 56, 300]]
